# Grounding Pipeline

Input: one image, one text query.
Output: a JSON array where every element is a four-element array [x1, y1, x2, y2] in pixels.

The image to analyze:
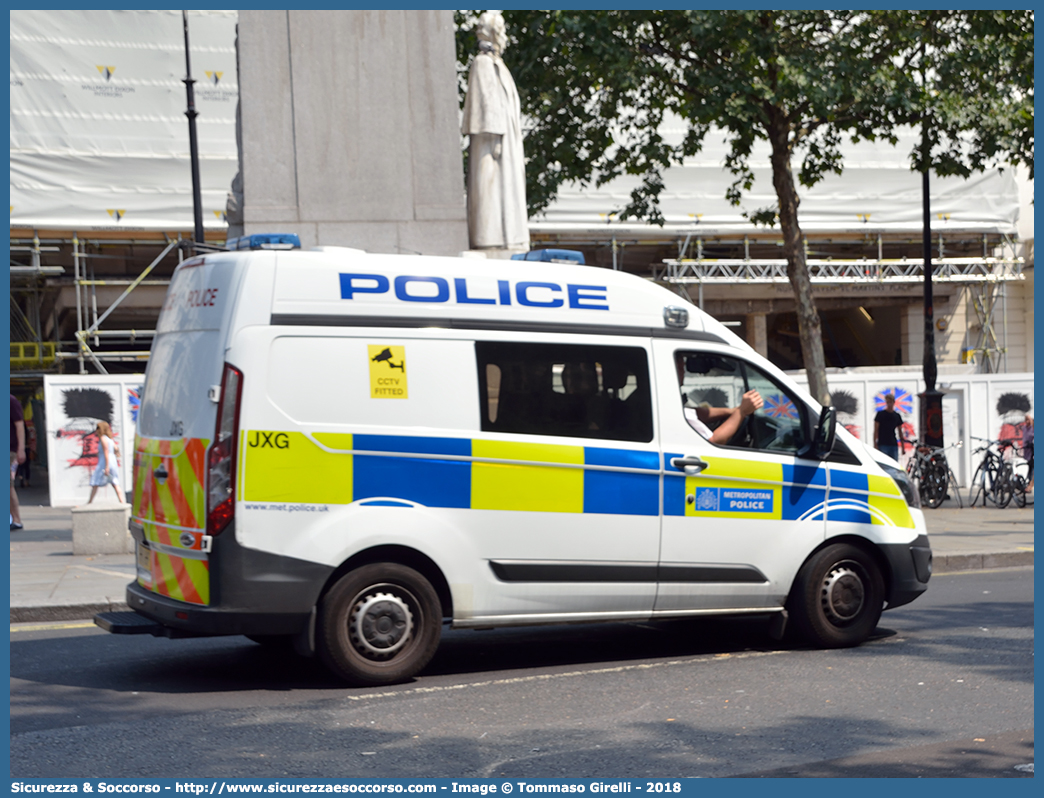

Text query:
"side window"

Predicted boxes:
[[476, 342, 653, 442], [677, 351, 808, 454]]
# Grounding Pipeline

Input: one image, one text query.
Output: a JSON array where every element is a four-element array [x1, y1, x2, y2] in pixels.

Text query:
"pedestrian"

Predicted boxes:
[[10, 394, 26, 530], [87, 421, 126, 504], [874, 393, 903, 461], [1022, 414, 1034, 493], [16, 396, 36, 488]]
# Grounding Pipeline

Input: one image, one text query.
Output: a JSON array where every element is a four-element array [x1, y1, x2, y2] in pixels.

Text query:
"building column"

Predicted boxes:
[[745, 313, 768, 358]]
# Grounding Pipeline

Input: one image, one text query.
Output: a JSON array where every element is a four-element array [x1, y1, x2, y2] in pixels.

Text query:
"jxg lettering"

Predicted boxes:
[[247, 432, 290, 449], [339, 273, 609, 311]]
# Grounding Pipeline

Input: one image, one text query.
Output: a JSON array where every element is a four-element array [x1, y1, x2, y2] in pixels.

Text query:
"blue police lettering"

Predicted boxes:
[[340, 273, 389, 299], [516, 281, 564, 308], [455, 277, 496, 305], [498, 279, 512, 305], [568, 284, 608, 310], [338, 274, 609, 312], [395, 275, 450, 302]]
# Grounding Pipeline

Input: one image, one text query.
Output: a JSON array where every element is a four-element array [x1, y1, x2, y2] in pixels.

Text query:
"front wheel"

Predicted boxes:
[[317, 563, 442, 686], [786, 543, 885, 648], [1012, 474, 1028, 508], [968, 463, 989, 507]]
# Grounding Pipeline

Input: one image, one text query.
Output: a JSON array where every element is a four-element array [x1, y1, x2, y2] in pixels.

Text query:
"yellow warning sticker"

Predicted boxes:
[[368, 345, 408, 399]]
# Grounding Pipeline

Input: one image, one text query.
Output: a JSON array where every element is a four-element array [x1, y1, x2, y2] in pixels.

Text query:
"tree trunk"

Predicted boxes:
[[767, 117, 831, 407]]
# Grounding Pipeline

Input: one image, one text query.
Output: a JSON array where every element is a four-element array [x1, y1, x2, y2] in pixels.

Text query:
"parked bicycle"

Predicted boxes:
[[1002, 440, 1031, 508], [902, 437, 962, 509], [968, 437, 1021, 508]]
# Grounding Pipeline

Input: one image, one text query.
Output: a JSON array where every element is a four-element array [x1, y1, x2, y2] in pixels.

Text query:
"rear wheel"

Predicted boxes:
[[993, 464, 1014, 508], [317, 563, 442, 686], [786, 543, 885, 648], [923, 456, 948, 509]]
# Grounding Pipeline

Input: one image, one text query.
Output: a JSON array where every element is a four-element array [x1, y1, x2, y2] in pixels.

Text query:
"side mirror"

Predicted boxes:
[[813, 405, 837, 460]]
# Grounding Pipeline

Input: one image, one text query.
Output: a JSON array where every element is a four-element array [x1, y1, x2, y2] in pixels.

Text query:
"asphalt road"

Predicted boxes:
[[10, 567, 1033, 779]]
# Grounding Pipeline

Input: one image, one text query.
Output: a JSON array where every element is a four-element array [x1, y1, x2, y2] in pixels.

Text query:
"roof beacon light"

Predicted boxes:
[[664, 306, 689, 329], [510, 248, 586, 265], [226, 233, 301, 251]]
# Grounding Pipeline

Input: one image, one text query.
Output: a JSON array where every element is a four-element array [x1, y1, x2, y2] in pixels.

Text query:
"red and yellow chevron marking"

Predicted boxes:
[[132, 435, 209, 532], [147, 548, 209, 605], [133, 434, 212, 606]]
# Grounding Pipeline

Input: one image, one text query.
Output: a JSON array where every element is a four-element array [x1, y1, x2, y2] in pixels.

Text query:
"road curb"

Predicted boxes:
[[10, 600, 129, 624], [8, 549, 1034, 624], [932, 550, 1033, 574]]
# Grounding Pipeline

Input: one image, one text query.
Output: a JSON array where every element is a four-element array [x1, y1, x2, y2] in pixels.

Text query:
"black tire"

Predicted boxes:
[[786, 543, 885, 648], [1012, 474, 1027, 508], [923, 456, 948, 509], [317, 563, 442, 686], [968, 462, 989, 507], [994, 464, 1013, 509]]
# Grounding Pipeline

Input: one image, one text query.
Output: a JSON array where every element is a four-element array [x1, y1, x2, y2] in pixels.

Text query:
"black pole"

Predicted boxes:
[[183, 10, 205, 244], [919, 37, 943, 448]]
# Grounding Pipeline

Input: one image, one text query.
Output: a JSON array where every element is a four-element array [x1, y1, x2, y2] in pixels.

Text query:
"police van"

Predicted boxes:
[[96, 237, 932, 686]]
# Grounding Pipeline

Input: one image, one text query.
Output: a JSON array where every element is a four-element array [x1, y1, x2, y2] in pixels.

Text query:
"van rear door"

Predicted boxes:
[[132, 256, 240, 605]]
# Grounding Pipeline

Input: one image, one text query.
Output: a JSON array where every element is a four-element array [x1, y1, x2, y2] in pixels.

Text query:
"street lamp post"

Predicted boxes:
[[919, 39, 944, 449], [182, 10, 205, 245]]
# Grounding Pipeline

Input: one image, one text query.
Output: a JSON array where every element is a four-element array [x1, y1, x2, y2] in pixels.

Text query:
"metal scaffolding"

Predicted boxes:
[[657, 236, 1025, 375]]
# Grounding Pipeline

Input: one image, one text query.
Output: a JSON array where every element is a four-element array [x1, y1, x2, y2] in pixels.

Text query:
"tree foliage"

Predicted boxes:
[[455, 11, 1033, 404]]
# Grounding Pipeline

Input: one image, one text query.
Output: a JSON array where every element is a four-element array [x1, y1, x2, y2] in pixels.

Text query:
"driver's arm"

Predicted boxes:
[[697, 405, 735, 422], [707, 390, 763, 445]]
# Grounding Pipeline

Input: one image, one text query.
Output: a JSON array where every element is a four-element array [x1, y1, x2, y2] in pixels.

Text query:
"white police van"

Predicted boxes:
[[96, 235, 931, 685]]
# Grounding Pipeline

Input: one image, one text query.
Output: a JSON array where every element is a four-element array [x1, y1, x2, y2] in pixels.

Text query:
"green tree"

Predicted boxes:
[[458, 11, 1032, 406]]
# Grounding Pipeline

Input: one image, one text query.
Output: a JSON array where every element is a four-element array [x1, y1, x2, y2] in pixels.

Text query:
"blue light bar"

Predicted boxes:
[[225, 233, 301, 251], [510, 248, 586, 265]]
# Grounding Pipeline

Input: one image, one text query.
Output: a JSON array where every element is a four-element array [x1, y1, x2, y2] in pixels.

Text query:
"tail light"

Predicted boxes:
[[206, 363, 243, 535]]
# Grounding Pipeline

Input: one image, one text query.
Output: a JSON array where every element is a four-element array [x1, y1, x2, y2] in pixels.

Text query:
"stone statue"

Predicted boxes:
[[461, 11, 529, 253]]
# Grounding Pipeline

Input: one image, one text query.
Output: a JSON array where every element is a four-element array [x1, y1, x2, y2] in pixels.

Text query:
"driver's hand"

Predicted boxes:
[[739, 390, 763, 417]]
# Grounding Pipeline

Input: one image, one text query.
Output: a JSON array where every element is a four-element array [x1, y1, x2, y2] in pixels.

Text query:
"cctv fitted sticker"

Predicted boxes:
[[368, 345, 408, 399]]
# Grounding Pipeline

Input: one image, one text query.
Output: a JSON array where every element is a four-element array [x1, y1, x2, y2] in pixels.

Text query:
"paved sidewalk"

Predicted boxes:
[[8, 478, 1034, 624]]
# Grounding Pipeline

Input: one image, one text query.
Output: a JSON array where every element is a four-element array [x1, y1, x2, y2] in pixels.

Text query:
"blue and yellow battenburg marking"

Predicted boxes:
[[239, 432, 912, 527], [241, 431, 660, 515]]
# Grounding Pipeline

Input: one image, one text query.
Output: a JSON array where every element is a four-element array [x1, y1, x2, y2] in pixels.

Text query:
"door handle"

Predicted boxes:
[[670, 456, 708, 475]]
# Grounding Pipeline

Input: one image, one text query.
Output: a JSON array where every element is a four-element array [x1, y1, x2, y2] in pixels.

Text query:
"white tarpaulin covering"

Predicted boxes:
[[10, 9, 238, 232], [533, 119, 1022, 236], [10, 10, 1022, 237]]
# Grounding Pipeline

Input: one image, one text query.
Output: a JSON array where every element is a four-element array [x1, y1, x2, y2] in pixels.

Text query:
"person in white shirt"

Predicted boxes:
[[676, 355, 763, 445]]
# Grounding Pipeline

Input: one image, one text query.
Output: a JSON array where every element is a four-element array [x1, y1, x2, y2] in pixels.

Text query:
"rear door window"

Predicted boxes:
[[138, 331, 225, 439]]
